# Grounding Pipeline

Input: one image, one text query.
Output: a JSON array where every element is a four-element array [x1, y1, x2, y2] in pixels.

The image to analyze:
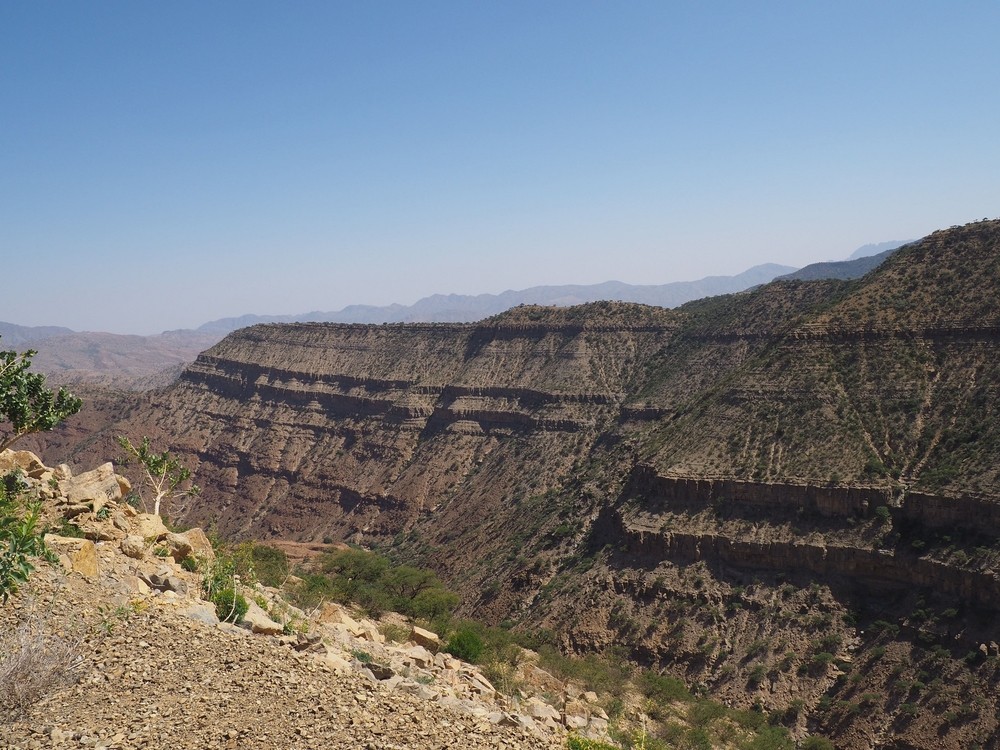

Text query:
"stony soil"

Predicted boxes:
[[0, 563, 564, 750]]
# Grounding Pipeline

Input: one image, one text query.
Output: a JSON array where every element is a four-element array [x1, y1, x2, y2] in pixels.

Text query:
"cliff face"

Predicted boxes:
[[122, 306, 678, 548], [41, 221, 1000, 750]]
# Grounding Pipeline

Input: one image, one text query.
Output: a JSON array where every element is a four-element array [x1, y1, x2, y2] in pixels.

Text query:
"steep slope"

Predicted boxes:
[[37, 220, 1000, 750]]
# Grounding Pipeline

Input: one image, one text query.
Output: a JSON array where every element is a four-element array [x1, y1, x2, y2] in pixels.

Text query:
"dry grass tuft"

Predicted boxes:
[[0, 614, 84, 720]]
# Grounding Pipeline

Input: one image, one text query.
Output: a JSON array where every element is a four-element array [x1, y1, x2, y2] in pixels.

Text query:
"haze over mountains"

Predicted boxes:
[[2, 241, 909, 389]]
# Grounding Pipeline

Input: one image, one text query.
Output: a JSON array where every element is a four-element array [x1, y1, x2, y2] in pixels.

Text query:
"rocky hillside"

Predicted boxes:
[[0, 448, 583, 749], [31, 220, 1000, 749]]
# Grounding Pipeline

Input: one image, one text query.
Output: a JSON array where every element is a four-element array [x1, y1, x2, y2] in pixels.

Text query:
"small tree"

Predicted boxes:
[[116, 435, 199, 516], [0, 345, 82, 452]]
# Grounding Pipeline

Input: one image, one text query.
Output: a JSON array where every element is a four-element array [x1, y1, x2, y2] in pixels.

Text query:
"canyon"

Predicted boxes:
[[29, 220, 1000, 749]]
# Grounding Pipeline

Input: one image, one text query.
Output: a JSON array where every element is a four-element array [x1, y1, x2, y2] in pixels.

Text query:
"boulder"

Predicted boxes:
[[242, 601, 284, 635], [69, 540, 99, 578], [140, 572, 186, 594], [122, 575, 151, 596], [120, 536, 147, 560], [133, 514, 169, 542], [44, 535, 100, 578], [61, 462, 122, 513], [182, 601, 220, 626], [368, 662, 395, 681], [323, 649, 352, 674], [410, 625, 441, 651], [403, 645, 435, 668], [588, 717, 610, 735], [164, 528, 214, 564], [357, 621, 385, 644], [526, 698, 560, 721], [318, 602, 356, 626], [75, 520, 122, 542], [0, 449, 46, 476], [565, 715, 588, 730], [467, 674, 496, 698]]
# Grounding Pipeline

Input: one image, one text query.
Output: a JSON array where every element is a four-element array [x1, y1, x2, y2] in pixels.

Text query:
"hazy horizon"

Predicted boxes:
[[3, 3, 998, 334]]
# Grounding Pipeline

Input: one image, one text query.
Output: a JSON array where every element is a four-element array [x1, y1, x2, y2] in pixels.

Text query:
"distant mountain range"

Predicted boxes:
[[1, 241, 909, 388], [194, 263, 794, 335], [777, 243, 910, 283], [848, 239, 912, 260]]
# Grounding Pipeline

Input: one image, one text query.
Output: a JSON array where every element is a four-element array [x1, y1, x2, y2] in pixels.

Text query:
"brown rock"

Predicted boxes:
[[410, 625, 441, 651], [120, 535, 147, 559], [60, 462, 122, 513], [0, 449, 46, 476], [133, 513, 169, 541], [71, 540, 100, 579], [242, 601, 284, 635], [165, 527, 215, 564]]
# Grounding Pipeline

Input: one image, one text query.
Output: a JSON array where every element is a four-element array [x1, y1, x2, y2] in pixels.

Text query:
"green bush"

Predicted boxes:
[[745, 726, 794, 750], [640, 671, 693, 703], [295, 547, 460, 621], [566, 736, 619, 750], [688, 699, 727, 727], [410, 587, 460, 620], [445, 625, 485, 662], [251, 544, 289, 587], [800, 737, 835, 750], [212, 588, 248, 623], [0, 471, 52, 602], [291, 573, 340, 611], [537, 645, 631, 696]]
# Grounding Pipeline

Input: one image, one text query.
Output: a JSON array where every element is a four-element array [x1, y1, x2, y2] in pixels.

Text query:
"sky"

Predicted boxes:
[[2, 2, 999, 334]]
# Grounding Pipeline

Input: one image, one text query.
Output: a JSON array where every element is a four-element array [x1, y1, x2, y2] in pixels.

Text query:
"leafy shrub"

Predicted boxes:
[[410, 587, 460, 620], [748, 664, 768, 686], [351, 649, 373, 664], [0, 343, 82, 452], [295, 548, 459, 621], [211, 588, 248, 623], [0, 471, 51, 602], [566, 736, 619, 750], [445, 624, 485, 662], [811, 652, 836, 667], [51, 518, 86, 539], [537, 645, 631, 696], [379, 623, 410, 644], [290, 572, 339, 611], [640, 671, 693, 703], [688, 699, 728, 727], [745, 726, 794, 750], [251, 544, 289, 587], [800, 738, 835, 750]]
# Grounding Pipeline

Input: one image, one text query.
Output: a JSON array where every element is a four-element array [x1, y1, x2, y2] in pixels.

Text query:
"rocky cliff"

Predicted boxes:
[[36, 220, 1000, 750]]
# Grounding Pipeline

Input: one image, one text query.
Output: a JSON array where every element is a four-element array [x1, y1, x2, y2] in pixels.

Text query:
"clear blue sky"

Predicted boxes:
[[2, 1, 998, 334]]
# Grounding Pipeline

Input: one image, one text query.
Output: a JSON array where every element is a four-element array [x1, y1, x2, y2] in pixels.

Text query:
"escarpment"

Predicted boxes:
[[41, 221, 1000, 750]]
